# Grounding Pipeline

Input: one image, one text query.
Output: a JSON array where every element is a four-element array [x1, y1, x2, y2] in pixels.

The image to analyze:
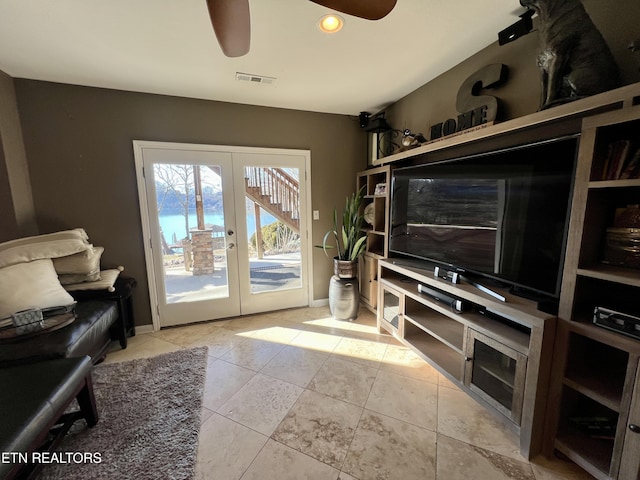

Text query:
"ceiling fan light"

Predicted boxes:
[[319, 14, 344, 33]]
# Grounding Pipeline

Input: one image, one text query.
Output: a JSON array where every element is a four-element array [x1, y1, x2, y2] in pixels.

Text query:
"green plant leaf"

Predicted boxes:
[[341, 226, 349, 260], [320, 229, 338, 257], [320, 186, 367, 262], [350, 236, 367, 261]]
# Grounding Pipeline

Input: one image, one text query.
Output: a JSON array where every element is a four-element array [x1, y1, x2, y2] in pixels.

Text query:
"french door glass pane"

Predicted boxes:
[[153, 163, 230, 304], [244, 166, 302, 294]]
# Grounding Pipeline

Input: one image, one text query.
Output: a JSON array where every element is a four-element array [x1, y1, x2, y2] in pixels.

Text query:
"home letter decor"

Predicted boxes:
[[430, 64, 508, 141], [456, 63, 508, 123]]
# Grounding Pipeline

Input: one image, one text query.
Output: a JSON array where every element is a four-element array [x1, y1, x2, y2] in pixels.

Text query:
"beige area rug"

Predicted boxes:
[[36, 347, 209, 480]]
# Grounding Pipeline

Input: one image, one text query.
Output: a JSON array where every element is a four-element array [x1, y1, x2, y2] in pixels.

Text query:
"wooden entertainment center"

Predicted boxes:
[[366, 83, 640, 477], [377, 258, 555, 459]]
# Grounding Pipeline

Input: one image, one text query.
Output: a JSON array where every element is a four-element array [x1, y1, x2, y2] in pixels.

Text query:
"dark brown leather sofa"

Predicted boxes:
[[0, 300, 118, 367], [0, 277, 136, 367], [0, 300, 119, 367]]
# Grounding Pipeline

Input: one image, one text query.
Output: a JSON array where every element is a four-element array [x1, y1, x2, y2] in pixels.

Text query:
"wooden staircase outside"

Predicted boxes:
[[244, 167, 300, 233]]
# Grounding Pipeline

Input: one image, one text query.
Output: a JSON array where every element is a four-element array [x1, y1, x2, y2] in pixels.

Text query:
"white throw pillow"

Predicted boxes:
[[0, 229, 90, 268], [58, 271, 101, 285], [53, 246, 104, 275], [0, 259, 75, 319], [63, 268, 122, 293]]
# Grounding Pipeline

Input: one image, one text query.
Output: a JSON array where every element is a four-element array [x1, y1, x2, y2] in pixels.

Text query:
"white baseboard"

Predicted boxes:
[[134, 324, 155, 334], [134, 302, 330, 334], [309, 298, 329, 308]]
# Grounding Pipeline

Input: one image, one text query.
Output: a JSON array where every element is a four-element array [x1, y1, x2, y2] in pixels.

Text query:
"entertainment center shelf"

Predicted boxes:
[[357, 165, 390, 312], [589, 179, 640, 189], [377, 259, 555, 458], [545, 103, 640, 480], [576, 265, 640, 287], [360, 83, 640, 477]]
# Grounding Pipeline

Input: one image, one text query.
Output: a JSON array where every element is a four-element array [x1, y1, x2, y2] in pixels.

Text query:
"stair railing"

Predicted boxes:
[[245, 167, 300, 225]]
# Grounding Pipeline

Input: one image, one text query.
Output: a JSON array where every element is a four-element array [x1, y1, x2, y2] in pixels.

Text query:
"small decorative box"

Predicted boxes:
[[11, 309, 44, 328]]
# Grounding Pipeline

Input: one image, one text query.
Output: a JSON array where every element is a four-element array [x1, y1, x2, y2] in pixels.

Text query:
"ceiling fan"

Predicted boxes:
[[206, 0, 398, 57]]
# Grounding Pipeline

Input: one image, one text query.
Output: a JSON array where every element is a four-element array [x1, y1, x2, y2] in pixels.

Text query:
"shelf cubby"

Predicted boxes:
[[555, 426, 615, 480], [564, 333, 628, 412], [590, 119, 640, 182], [403, 320, 464, 382], [404, 296, 464, 353], [555, 385, 619, 479], [571, 275, 640, 322], [365, 232, 385, 257]]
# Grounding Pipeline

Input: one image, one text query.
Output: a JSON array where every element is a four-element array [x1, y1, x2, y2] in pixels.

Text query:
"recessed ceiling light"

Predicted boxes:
[[319, 14, 344, 33]]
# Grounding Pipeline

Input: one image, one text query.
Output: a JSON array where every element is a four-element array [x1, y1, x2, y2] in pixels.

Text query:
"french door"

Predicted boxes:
[[134, 141, 311, 328]]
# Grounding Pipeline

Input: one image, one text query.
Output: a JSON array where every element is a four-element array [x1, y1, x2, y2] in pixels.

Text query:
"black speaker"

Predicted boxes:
[[363, 116, 392, 133], [499, 10, 534, 46], [359, 112, 370, 129]]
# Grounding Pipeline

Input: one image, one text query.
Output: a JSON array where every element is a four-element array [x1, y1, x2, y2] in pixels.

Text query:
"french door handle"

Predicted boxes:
[[629, 424, 640, 434], [227, 229, 234, 236], [227, 243, 235, 250]]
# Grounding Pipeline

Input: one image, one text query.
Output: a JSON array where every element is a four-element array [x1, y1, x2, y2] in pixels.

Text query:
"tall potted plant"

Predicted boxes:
[[319, 187, 367, 278], [319, 187, 367, 320]]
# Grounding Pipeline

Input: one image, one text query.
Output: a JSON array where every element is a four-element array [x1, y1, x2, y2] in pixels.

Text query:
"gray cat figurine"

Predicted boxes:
[[520, 0, 621, 109]]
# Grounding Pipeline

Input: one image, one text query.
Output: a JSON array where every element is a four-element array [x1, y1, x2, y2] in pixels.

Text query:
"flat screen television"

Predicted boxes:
[[389, 135, 579, 300]]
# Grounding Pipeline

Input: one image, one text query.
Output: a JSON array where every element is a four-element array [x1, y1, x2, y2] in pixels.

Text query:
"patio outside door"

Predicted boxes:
[[134, 142, 310, 328]]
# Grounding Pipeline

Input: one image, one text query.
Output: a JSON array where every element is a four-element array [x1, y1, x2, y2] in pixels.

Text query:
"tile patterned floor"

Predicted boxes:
[[105, 307, 593, 480]]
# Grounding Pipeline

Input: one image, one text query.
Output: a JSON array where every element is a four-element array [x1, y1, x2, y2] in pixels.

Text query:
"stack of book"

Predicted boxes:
[[569, 415, 617, 441], [602, 139, 640, 180]]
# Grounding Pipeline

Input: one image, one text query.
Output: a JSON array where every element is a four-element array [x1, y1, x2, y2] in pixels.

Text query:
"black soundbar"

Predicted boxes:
[[417, 283, 468, 312]]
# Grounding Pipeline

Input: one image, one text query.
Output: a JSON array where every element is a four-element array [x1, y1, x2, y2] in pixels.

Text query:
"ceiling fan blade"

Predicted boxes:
[[206, 0, 250, 57], [309, 0, 397, 20]]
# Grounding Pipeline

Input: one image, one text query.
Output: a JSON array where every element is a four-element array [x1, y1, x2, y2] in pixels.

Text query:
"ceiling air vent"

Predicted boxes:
[[235, 72, 276, 85]]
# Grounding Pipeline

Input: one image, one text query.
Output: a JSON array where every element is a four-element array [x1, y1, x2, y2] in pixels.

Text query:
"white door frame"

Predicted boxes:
[[133, 140, 313, 331]]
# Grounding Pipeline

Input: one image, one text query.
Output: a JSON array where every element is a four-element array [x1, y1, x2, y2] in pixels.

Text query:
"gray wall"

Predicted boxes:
[[0, 71, 37, 241], [14, 81, 366, 327], [383, 0, 640, 141]]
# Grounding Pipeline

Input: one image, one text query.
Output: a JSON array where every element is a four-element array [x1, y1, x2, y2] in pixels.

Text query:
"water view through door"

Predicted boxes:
[[135, 142, 310, 328], [158, 163, 232, 304]]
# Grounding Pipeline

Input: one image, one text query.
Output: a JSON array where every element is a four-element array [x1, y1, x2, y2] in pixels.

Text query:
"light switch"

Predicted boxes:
[[313, 210, 320, 220]]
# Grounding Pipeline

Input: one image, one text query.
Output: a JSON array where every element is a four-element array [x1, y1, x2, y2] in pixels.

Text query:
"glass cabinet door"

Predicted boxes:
[[378, 285, 403, 335], [464, 329, 527, 425]]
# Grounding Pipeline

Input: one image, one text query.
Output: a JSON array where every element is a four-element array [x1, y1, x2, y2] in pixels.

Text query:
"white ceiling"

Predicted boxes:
[[0, 0, 524, 116]]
